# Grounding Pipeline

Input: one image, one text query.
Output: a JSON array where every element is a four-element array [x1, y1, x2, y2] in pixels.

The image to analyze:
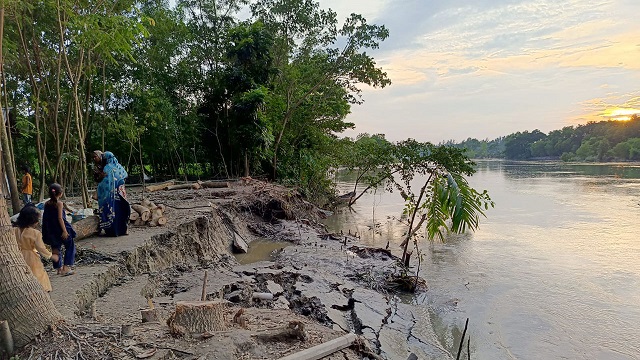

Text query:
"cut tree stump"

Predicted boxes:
[[145, 180, 175, 192], [167, 300, 226, 334], [74, 215, 100, 241], [141, 309, 159, 323]]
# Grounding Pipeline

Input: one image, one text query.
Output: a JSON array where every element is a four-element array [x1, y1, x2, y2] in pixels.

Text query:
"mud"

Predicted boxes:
[[19, 180, 449, 360]]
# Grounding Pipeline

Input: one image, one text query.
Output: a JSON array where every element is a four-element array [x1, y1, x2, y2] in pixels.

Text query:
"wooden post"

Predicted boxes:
[[276, 333, 358, 360], [201, 270, 208, 301]]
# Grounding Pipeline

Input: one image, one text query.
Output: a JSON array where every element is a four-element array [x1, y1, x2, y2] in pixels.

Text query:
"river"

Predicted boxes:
[[324, 160, 640, 360]]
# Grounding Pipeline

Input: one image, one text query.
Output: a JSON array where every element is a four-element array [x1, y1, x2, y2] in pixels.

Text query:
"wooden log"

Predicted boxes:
[[156, 216, 168, 226], [277, 333, 358, 360], [0, 320, 14, 357], [145, 201, 158, 210], [74, 215, 100, 241], [157, 204, 166, 212], [232, 231, 248, 253], [254, 320, 307, 342], [132, 205, 151, 222], [167, 300, 226, 334], [141, 309, 159, 323], [145, 180, 175, 192], [149, 208, 164, 226], [165, 183, 201, 191], [134, 218, 146, 226], [252, 292, 273, 301], [199, 181, 229, 189], [130, 211, 140, 221]]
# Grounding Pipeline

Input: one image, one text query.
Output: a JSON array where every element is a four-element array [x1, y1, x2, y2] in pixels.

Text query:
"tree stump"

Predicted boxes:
[[141, 309, 159, 323], [167, 301, 226, 334]]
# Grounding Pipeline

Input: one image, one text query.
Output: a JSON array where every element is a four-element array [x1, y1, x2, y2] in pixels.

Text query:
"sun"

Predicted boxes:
[[600, 107, 640, 121]]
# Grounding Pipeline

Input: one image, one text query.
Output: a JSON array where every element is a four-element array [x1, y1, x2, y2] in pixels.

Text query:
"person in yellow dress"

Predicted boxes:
[[15, 204, 58, 292]]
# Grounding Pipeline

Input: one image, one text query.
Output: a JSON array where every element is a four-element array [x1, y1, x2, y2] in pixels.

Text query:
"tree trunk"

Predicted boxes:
[[167, 300, 226, 334], [0, 8, 21, 214], [73, 215, 100, 241], [0, 188, 63, 348]]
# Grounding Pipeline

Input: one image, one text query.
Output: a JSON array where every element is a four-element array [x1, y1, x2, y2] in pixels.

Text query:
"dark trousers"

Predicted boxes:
[[52, 238, 76, 269]]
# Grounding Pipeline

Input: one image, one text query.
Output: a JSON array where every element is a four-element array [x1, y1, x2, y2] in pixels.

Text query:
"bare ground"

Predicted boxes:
[[12, 180, 449, 360]]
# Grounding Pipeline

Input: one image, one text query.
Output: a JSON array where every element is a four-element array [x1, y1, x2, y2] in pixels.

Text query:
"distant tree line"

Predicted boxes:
[[446, 115, 640, 162]]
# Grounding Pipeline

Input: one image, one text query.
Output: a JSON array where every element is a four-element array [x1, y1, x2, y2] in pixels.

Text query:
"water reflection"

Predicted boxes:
[[326, 160, 640, 360], [234, 239, 290, 265]]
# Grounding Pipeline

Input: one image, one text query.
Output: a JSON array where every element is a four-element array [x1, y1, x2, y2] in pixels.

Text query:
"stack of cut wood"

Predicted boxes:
[[130, 199, 168, 227]]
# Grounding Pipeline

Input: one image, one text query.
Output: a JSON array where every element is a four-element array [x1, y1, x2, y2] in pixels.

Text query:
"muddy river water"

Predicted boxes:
[[324, 160, 640, 360]]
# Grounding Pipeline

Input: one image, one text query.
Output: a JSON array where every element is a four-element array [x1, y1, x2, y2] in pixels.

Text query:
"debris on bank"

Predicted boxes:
[[12, 179, 449, 360]]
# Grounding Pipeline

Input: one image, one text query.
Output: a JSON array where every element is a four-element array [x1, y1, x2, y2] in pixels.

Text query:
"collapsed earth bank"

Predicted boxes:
[[15, 180, 452, 360]]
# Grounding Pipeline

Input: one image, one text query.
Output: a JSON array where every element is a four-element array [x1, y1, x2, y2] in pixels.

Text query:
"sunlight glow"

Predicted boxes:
[[600, 108, 640, 121]]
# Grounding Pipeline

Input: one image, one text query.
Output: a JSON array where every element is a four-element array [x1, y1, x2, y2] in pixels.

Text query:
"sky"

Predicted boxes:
[[317, 0, 640, 142]]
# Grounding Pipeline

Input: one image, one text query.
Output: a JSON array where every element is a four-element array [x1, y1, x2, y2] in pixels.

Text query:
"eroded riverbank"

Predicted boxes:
[[16, 180, 451, 359]]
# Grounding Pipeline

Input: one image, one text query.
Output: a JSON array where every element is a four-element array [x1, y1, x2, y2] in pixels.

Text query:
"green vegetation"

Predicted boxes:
[[447, 115, 640, 162], [2, 0, 390, 205], [2, 0, 492, 231]]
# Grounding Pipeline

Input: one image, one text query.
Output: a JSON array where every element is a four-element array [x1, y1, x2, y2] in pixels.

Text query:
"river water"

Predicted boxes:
[[324, 160, 640, 360]]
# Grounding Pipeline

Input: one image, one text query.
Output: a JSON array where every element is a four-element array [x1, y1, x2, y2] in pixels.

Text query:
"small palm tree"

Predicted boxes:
[[389, 140, 494, 290]]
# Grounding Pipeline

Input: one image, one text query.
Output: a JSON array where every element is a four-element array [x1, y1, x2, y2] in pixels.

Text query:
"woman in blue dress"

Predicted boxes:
[[94, 151, 130, 236]]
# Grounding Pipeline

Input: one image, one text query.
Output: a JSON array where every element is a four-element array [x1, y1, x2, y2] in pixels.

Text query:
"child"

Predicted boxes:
[[21, 166, 32, 205], [15, 204, 59, 292], [42, 183, 77, 275]]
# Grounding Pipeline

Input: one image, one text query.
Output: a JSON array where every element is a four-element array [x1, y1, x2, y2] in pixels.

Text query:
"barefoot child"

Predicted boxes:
[[42, 183, 77, 275], [15, 204, 59, 292]]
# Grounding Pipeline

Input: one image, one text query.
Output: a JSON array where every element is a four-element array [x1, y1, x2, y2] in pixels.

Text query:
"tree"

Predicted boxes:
[[388, 140, 493, 278], [337, 133, 395, 206], [0, 5, 21, 214], [0, 189, 62, 350], [251, 0, 391, 179]]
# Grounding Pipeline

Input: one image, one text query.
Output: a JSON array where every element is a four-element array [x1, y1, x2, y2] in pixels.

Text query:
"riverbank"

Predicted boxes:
[[14, 180, 451, 359]]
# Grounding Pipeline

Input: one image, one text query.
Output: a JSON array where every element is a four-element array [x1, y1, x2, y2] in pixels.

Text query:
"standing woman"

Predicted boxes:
[[95, 151, 130, 236]]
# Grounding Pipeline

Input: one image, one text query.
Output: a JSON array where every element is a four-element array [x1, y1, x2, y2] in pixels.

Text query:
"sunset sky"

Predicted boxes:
[[319, 0, 640, 142]]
